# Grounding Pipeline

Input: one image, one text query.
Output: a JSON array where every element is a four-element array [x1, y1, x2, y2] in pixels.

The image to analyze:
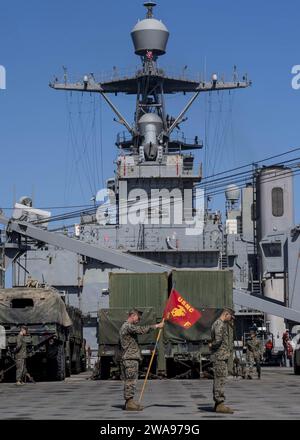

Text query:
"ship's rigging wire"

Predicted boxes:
[[99, 95, 104, 188], [77, 93, 98, 195], [3, 148, 297, 214], [64, 92, 86, 203], [200, 147, 300, 182], [19, 149, 300, 223], [45, 166, 300, 231], [64, 92, 92, 201], [204, 90, 236, 178], [197, 157, 300, 191], [204, 164, 300, 198], [64, 92, 104, 203], [59, 85, 299, 221], [15, 148, 300, 223], [29, 155, 300, 226], [209, 92, 224, 175], [46, 167, 300, 230]]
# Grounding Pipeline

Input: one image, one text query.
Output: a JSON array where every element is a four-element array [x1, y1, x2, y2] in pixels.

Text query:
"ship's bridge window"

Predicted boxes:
[[11, 298, 34, 308], [261, 243, 282, 258], [272, 187, 284, 217]]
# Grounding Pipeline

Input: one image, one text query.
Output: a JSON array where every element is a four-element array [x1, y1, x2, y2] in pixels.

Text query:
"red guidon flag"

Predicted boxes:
[[163, 289, 202, 329]]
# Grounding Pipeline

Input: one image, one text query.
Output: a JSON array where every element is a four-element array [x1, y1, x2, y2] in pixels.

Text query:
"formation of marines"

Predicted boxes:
[[118, 306, 265, 414], [5, 306, 264, 415]]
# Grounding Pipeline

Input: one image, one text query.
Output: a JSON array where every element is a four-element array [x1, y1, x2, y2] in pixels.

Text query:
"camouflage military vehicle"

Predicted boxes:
[[0, 287, 73, 381]]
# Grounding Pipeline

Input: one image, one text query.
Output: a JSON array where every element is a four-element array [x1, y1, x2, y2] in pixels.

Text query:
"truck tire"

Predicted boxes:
[[99, 357, 111, 379], [55, 344, 66, 381], [65, 342, 71, 377], [65, 358, 71, 377], [75, 345, 81, 374], [166, 358, 176, 378], [294, 364, 300, 375], [80, 356, 87, 373]]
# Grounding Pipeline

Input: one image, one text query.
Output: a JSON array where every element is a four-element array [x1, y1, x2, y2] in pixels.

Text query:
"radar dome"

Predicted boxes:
[[19, 196, 33, 207], [225, 184, 240, 202], [131, 3, 169, 56]]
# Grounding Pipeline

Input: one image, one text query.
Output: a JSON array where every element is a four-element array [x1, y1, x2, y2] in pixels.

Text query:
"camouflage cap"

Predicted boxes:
[[223, 307, 235, 316], [128, 308, 143, 317]]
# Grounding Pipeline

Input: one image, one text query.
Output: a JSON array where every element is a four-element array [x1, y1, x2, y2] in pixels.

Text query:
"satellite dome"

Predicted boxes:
[[225, 184, 240, 202], [19, 196, 33, 207], [138, 112, 163, 125], [131, 3, 169, 56]]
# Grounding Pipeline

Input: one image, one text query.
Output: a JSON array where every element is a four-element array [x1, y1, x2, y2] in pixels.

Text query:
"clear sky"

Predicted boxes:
[[0, 0, 299, 222]]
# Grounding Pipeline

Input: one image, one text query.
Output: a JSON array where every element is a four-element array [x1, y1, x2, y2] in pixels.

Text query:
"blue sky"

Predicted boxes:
[[0, 0, 299, 222]]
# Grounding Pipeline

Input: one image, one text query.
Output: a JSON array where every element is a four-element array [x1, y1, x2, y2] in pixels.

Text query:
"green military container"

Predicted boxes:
[[96, 272, 168, 378], [165, 269, 233, 378], [98, 307, 157, 379], [109, 272, 169, 317], [109, 271, 169, 374]]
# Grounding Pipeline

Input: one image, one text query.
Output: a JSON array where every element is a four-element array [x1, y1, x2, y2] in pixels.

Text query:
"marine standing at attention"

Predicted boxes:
[[210, 307, 235, 414], [15, 325, 28, 386], [245, 329, 262, 379]]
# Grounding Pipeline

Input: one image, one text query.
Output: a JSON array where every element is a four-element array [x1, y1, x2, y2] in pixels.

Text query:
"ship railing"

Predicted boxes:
[[116, 130, 199, 146], [52, 66, 208, 86]]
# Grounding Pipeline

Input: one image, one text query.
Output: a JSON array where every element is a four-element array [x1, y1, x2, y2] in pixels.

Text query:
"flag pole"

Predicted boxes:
[[138, 318, 165, 404], [138, 286, 174, 404]]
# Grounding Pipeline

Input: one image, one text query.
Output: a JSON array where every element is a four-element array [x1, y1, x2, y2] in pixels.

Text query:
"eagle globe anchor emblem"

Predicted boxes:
[[168, 306, 192, 328]]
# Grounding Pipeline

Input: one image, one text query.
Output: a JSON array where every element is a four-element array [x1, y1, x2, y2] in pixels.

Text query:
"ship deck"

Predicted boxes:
[[0, 367, 298, 420]]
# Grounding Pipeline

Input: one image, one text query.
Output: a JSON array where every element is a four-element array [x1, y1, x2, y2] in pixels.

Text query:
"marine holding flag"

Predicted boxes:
[[137, 289, 202, 406], [119, 308, 164, 411]]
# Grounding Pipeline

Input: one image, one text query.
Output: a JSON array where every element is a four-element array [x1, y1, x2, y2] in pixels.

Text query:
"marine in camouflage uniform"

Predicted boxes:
[[211, 308, 235, 414], [15, 326, 28, 385], [245, 331, 262, 379], [119, 308, 164, 411]]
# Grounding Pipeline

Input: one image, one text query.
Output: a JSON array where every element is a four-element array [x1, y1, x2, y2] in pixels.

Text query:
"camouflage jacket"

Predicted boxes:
[[246, 337, 262, 359], [211, 318, 231, 361], [119, 321, 152, 361], [15, 334, 27, 359]]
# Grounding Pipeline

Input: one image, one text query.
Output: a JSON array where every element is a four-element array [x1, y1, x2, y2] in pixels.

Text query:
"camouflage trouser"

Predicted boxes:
[[213, 359, 228, 404], [246, 353, 261, 378], [16, 358, 27, 382], [120, 360, 139, 401], [233, 358, 246, 378]]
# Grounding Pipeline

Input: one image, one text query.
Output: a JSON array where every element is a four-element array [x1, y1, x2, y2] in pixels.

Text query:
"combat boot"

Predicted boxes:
[[125, 399, 144, 411], [215, 403, 234, 414], [26, 374, 36, 383]]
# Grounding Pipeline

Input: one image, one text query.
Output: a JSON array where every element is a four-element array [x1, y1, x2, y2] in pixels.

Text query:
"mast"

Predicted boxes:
[[50, 2, 251, 161]]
